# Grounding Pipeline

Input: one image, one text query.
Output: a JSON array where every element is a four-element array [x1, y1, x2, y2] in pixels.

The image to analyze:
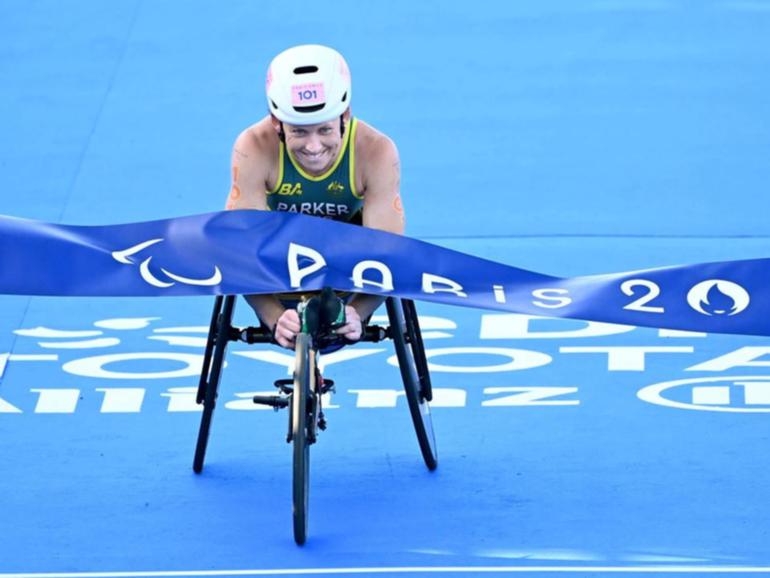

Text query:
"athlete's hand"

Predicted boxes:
[[273, 309, 301, 349], [335, 305, 363, 342]]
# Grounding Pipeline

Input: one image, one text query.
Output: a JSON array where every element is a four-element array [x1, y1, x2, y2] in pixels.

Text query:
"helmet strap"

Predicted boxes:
[[339, 115, 345, 138]]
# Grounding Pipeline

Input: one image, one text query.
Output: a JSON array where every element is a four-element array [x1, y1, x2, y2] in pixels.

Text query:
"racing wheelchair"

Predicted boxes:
[[192, 288, 437, 545]]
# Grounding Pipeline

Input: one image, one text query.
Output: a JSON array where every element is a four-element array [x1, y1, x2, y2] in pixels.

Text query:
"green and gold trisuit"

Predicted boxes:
[[267, 117, 363, 224]]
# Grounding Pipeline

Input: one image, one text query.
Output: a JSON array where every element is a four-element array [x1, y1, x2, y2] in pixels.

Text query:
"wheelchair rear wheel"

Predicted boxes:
[[403, 299, 433, 402], [193, 295, 235, 474], [387, 298, 438, 471]]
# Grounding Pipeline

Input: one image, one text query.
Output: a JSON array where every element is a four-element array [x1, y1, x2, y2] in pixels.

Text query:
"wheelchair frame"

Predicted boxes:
[[192, 294, 437, 544]]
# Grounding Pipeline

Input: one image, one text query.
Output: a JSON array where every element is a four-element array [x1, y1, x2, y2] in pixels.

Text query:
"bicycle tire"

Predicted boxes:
[[386, 298, 438, 471], [292, 332, 313, 545], [193, 295, 235, 474]]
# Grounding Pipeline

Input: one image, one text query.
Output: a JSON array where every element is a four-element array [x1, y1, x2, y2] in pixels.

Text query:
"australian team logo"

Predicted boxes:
[[686, 279, 750, 316], [112, 239, 221, 288], [327, 181, 345, 194]]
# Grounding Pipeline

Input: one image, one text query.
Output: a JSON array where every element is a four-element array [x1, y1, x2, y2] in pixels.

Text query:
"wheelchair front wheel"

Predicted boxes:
[[292, 332, 313, 545], [387, 298, 438, 471]]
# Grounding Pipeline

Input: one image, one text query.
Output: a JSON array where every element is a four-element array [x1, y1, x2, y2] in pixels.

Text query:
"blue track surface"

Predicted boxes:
[[1, 1, 770, 576]]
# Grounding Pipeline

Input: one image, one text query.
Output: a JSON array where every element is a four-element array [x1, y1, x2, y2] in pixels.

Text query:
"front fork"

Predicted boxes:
[[285, 349, 335, 445]]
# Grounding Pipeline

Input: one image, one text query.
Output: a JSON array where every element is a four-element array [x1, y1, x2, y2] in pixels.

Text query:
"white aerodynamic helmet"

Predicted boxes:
[[266, 44, 352, 126]]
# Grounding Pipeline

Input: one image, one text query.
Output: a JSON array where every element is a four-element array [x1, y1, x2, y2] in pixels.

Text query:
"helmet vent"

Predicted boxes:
[[294, 65, 318, 75], [294, 104, 325, 113], [270, 99, 278, 110], [341, 91, 348, 103]]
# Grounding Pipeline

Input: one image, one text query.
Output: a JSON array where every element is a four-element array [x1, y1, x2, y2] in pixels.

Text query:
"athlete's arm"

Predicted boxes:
[[361, 136, 404, 235], [226, 127, 298, 348], [341, 134, 404, 336], [227, 129, 270, 210]]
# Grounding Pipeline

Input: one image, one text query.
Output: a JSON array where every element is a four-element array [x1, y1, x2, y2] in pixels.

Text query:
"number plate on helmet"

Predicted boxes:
[[292, 83, 325, 106]]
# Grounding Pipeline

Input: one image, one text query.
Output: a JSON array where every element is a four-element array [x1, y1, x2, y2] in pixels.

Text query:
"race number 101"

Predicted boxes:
[[291, 83, 325, 106]]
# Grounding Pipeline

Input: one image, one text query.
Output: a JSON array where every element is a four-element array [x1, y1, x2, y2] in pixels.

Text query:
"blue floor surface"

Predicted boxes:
[[1, 1, 769, 576]]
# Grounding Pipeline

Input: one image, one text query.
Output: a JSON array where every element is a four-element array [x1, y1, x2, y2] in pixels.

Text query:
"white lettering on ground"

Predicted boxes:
[[369, 315, 456, 340], [480, 314, 635, 339], [96, 388, 146, 413], [233, 348, 383, 375], [686, 346, 770, 372], [161, 387, 201, 413], [31, 388, 80, 413], [0, 396, 22, 413], [388, 347, 552, 373], [62, 353, 203, 379], [560, 346, 694, 371], [638, 375, 770, 413], [482, 387, 579, 406]]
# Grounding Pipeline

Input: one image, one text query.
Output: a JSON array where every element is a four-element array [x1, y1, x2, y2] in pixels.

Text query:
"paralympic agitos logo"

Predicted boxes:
[[112, 239, 221, 288]]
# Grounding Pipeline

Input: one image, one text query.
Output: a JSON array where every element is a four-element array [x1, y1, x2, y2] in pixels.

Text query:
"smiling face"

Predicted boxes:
[[285, 121, 341, 174], [272, 112, 349, 176]]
